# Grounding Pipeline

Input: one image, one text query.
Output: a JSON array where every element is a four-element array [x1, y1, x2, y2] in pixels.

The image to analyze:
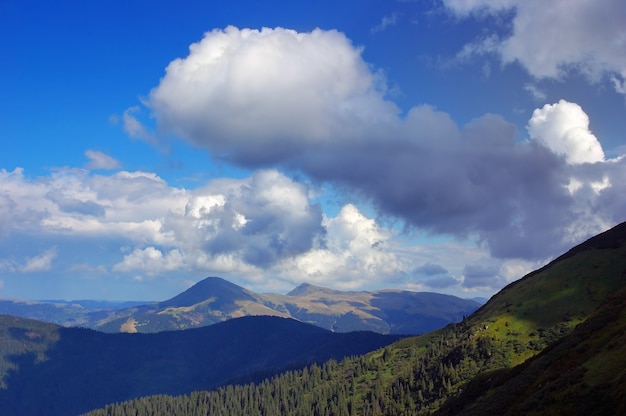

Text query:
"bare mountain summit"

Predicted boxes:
[[86, 277, 479, 334], [0, 277, 479, 335]]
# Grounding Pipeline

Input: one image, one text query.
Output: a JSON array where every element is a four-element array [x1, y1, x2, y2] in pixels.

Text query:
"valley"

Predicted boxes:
[[1, 222, 624, 415], [85, 221, 626, 415]]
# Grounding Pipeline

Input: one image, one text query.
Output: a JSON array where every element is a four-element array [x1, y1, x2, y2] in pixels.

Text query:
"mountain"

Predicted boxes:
[[0, 299, 147, 327], [86, 221, 626, 415], [89, 276, 276, 333], [91, 278, 479, 334], [0, 314, 401, 416], [0, 277, 479, 335], [158, 276, 257, 308]]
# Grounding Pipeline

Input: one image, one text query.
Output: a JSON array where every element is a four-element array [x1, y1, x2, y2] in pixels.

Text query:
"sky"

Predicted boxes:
[[1, 0, 625, 301]]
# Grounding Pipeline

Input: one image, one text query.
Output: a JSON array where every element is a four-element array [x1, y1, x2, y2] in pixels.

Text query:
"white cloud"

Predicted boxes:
[[163, 169, 325, 268], [0, 167, 186, 240], [0, 163, 507, 293], [444, 0, 626, 93], [277, 204, 400, 289], [148, 26, 399, 164], [129, 26, 626, 270], [371, 13, 401, 33], [113, 247, 184, 275], [20, 248, 57, 272], [3, 23, 626, 296], [84, 150, 121, 170], [122, 106, 158, 146], [528, 99, 605, 164], [6, 148, 620, 295], [523, 83, 546, 101]]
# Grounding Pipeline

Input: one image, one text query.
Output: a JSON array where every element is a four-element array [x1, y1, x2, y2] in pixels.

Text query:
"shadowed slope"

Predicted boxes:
[[0, 315, 401, 416]]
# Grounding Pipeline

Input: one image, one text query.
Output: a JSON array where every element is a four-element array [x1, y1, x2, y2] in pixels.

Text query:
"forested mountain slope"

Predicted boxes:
[[87, 221, 626, 415], [0, 315, 400, 416]]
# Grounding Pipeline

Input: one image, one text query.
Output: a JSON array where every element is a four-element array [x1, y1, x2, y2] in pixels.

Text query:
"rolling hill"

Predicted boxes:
[[0, 314, 401, 416], [86, 221, 626, 415], [0, 278, 480, 335]]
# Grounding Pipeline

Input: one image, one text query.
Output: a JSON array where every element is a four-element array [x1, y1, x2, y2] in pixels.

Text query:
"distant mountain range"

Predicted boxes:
[[0, 299, 146, 327], [0, 279, 480, 335]]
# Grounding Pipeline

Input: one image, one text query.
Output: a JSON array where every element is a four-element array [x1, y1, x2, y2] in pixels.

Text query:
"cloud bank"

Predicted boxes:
[[4, 20, 625, 297], [4, 166, 463, 292], [143, 26, 625, 265]]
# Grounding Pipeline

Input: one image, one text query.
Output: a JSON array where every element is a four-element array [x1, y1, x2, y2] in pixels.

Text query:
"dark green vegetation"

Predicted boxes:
[[87, 222, 626, 415], [0, 315, 400, 415], [0, 278, 479, 335]]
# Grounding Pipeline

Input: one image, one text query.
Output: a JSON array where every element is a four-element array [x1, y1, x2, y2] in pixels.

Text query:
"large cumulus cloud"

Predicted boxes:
[[162, 169, 325, 268], [528, 100, 605, 165], [149, 26, 399, 165], [6, 22, 623, 297], [141, 26, 626, 265]]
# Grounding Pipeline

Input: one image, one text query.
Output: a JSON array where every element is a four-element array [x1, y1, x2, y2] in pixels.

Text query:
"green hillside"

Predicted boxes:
[[86, 221, 626, 415], [439, 286, 626, 415]]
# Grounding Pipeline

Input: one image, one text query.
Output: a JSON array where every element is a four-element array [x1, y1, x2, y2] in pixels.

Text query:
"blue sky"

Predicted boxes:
[[1, 0, 625, 301]]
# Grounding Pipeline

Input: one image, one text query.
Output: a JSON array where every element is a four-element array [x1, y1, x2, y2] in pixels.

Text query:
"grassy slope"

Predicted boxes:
[[468, 234, 626, 367], [321, 221, 626, 412], [439, 287, 626, 415]]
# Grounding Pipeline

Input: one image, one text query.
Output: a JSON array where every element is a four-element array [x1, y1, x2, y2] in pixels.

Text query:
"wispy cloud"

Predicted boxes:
[[20, 248, 58, 272], [85, 150, 121, 170], [523, 83, 547, 101], [371, 12, 401, 33], [121, 106, 159, 146]]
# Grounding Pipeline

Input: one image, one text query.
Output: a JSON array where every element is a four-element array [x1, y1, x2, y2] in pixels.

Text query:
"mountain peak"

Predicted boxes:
[[287, 283, 342, 297], [158, 277, 255, 308]]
